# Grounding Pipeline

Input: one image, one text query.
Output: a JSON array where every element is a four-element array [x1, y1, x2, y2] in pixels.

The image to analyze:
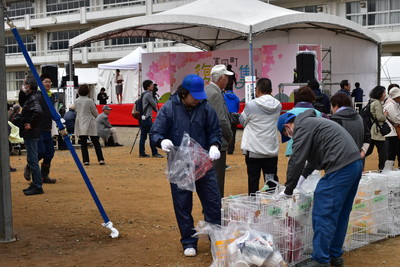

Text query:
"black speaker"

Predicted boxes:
[[41, 64, 58, 88], [296, 54, 315, 83], [61, 75, 79, 88]]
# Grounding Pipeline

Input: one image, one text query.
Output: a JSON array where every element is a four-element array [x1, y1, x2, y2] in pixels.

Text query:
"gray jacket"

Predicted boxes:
[[330, 107, 364, 150], [285, 109, 361, 195], [74, 96, 98, 136], [205, 82, 233, 151], [142, 91, 158, 119], [96, 112, 112, 140]]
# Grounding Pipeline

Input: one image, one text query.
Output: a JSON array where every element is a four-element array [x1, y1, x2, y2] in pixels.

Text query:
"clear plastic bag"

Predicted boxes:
[[195, 221, 287, 267], [166, 132, 213, 191]]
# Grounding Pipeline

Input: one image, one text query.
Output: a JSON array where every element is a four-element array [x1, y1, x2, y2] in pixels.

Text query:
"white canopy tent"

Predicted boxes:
[[97, 47, 145, 104], [69, 0, 381, 96]]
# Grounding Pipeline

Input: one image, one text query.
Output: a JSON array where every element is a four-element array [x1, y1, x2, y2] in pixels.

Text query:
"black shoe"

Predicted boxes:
[[225, 165, 231, 170], [139, 154, 150, 158], [24, 186, 44, 196], [152, 154, 164, 158], [10, 166, 16, 172], [114, 143, 123, 147], [43, 176, 57, 184], [24, 165, 31, 181], [295, 258, 330, 267], [227, 152, 234, 155], [330, 256, 344, 267], [23, 183, 33, 192]]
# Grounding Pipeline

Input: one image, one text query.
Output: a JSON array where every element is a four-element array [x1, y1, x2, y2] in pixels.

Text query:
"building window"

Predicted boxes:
[[104, 36, 155, 46], [291, 5, 318, 13], [8, 0, 34, 18], [104, 0, 144, 8], [46, 0, 90, 14], [48, 29, 87, 50], [7, 71, 27, 92], [347, 0, 400, 26], [5, 35, 36, 54]]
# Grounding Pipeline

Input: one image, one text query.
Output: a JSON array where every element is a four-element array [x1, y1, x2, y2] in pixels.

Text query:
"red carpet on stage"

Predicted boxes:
[[97, 102, 295, 126]]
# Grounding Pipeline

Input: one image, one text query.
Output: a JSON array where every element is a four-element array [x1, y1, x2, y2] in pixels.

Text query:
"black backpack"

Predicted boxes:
[[132, 94, 149, 120], [313, 95, 326, 114], [359, 102, 373, 143]]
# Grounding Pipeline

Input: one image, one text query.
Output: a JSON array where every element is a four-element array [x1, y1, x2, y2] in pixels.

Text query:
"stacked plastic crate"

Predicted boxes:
[[384, 170, 400, 236], [221, 192, 313, 266], [344, 172, 389, 251]]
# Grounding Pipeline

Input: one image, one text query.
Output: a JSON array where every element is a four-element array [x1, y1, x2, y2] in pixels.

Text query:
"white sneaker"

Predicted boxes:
[[184, 248, 196, 257]]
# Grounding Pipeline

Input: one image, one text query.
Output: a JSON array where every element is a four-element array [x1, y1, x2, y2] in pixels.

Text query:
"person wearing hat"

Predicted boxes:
[[383, 86, 400, 170], [64, 104, 77, 134], [96, 105, 122, 147], [150, 74, 222, 258], [204, 64, 233, 198], [277, 109, 363, 267], [239, 78, 281, 194]]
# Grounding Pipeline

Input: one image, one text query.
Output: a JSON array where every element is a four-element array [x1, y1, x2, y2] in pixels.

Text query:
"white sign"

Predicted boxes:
[[65, 81, 75, 111], [245, 76, 256, 103]]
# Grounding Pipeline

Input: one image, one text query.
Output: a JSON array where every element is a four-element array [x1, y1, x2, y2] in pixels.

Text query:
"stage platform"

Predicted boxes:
[[96, 102, 295, 126]]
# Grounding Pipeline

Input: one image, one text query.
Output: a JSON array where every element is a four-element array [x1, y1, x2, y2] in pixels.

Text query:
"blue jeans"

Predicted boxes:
[[311, 159, 363, 263], [170, 168, 221, 249], [24, 137, 42, 189], [139, 117, 158, 156], [38, 130, 55, 165]]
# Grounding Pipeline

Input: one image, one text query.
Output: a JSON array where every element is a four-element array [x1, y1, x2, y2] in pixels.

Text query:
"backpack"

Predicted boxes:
[[313, 95, 326, 114], [132, 94, 149, 120], [359, 102, 373, 143]]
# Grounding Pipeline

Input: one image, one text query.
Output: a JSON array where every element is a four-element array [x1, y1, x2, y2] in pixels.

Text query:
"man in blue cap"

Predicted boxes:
[[150, 74, 222, 258], [277, 109, 363, 267]]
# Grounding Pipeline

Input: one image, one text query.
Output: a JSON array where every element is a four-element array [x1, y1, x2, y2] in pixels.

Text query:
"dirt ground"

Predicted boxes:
[[2, 127, 400, 266]]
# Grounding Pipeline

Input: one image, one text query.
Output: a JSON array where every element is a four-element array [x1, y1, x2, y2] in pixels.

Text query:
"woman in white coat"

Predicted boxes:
[[383, 87, 400, 170], [74, 84, 105, 165]]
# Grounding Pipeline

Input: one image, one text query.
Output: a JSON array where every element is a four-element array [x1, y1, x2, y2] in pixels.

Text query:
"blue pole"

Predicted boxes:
[[10, 26, 114, 228]]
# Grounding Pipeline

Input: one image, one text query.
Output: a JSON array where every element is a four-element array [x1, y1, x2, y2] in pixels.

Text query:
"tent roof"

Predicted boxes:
[[98, 47, 144, 70], [69, 0, 380, 51]]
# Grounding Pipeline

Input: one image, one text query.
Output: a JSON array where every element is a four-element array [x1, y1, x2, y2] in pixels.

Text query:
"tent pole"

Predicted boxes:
[[377, 43, 381, 86], [249, 25, 255, 99]]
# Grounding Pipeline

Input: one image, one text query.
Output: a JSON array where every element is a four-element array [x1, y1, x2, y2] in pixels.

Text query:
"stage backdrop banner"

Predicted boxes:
[[142, 45, 321, 102]]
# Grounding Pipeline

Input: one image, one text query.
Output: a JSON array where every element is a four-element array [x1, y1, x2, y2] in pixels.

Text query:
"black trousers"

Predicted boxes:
[[228, 124, 237, 154], [386, 136, 400, 164], [79, 135, 104, 163], [245, 155, 279, 195], [365, 139, 387, 170]]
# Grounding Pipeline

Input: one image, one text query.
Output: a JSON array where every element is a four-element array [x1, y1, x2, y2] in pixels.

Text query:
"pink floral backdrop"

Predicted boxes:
[[142, 45, 321, 103]]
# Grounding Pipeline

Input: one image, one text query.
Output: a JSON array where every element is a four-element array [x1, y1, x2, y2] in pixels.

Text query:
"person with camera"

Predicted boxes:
[[139, 80, 163, 158], [97, 87, 109, 105]]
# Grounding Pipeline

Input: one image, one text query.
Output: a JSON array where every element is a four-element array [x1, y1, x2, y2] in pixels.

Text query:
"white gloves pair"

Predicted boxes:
[[160, 139, 221, 161]]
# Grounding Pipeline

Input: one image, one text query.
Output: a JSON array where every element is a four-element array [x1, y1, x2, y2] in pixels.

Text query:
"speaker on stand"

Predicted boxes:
[[296, 53, 316, 83]]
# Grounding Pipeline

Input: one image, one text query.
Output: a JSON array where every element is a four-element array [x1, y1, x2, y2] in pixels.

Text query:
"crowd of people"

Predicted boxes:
[[7, 65, 400, 266]]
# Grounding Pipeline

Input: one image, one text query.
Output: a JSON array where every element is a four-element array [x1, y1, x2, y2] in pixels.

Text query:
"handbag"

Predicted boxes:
[[375, 120, 391, 136], [229, 112, 240, 126], [387, 118, 400, 139]]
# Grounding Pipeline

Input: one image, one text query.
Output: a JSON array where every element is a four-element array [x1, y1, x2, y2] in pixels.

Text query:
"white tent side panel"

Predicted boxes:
[[97, 69, 139, 104], [219, 28, 379, 97]]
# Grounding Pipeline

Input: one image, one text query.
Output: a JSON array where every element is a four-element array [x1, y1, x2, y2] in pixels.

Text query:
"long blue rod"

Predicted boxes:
[[10, 27, 110, 224]]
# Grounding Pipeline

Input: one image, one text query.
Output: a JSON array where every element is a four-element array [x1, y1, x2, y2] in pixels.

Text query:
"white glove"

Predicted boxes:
[[278, 191, 292, 199], [161, 139, 174, 152], [209, 145, 221, 161], [296, 175, 306, 189]]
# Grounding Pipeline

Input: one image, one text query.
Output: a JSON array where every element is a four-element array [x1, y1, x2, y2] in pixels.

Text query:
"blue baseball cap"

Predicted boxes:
[[182, 74, 207, 100], [277, 112, 297, 143]]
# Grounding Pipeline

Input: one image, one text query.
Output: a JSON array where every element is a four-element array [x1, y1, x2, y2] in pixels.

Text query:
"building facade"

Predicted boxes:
[[5, 0, 399, 100]]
